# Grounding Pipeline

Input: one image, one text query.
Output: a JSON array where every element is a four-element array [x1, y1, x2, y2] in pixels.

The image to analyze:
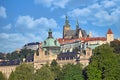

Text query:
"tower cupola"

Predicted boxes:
[[48, 29, 53, 38]]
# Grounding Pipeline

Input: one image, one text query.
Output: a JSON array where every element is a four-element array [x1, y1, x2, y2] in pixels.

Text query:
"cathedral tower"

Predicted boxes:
[[63, 16, 71, 38], [106, 28, 114, 43]]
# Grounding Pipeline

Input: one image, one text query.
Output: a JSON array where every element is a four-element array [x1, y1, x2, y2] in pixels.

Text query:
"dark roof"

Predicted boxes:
[[57, 52, 77, 60], [65, 30, 76, 36], [81, 30, 87, 37], [25, 42, 39, 46], [25, 54, 34, 62], [0, 60, 20, 66]]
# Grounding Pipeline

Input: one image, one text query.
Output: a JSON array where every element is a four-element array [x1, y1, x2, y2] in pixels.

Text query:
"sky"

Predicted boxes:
[[0, 0, 120, 53]]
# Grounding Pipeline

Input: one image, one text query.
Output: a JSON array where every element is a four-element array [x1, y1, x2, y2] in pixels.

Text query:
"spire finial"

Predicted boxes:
[[76, 19, 79, 29], [66, 15, 68, 20], [49, 28, 52, 32]]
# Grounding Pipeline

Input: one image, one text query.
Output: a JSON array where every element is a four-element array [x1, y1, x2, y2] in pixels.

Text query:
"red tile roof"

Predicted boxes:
[[107, 29, 113, 34], [57, 37, 106, 44]]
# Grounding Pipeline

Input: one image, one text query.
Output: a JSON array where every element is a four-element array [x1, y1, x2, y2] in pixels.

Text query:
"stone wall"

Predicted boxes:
[[0, 65, 17, 79]]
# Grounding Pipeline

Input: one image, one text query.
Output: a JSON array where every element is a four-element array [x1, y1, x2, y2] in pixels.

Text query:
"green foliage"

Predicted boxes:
[[35, 65, 54, 80], [86, 65, 102, 80], [86, 44, 120, 80], [51, 59, 57, 67], [50, 59, 62, 80], [110, 40, 120, 54], [0, 71, 6, 80], [6, 48, 34, 61], [9, 63, 34, 80], [0, 52, 5, 60], [61, 63, 84, 80], [6, 51, 19, 60]]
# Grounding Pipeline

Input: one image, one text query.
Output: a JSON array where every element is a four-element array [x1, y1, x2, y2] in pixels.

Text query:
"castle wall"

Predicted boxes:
[[0, 65, 17, 79]]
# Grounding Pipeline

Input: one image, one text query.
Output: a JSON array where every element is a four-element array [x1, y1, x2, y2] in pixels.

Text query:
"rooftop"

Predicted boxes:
[[107, 28, 113, 34]]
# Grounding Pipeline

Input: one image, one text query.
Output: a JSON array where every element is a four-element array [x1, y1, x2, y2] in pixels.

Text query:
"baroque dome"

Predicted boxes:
[[42, 29, 60, 47]]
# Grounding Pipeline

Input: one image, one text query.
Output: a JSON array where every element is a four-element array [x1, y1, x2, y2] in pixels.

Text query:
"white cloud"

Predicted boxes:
[[0, 6, 7, 18], [101, 0, 116, 8], [3, 24, 12, 30], [53, 0, 70, 8], [0, 14, 61, 52], [0, 32, 42, 52], [16, 15, 58, 29], [68, 8, 91, 17], [53, 31, 62, 39], [66, 0, 120, 27], [34, 0, 70, 8], [0, 30, 62, 52]]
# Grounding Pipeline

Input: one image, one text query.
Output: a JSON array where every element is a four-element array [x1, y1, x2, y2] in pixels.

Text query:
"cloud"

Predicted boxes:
[[68, 8, 91, 17], [0, 30, 62, 52], [0, 15, 62, 52], [34, 0, 70, 8], [101, 0, 116, 8], [16, 15, 58, 29], [3, 24, 12, 30], [66, 0, 120, 27], [0, 32, 42, 52], [0, 6, 7, 18]]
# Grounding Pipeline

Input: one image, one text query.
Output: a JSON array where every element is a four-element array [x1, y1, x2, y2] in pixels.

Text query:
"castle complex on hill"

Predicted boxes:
[[34, 16, 114, 69], [0, 16, 114, 78]]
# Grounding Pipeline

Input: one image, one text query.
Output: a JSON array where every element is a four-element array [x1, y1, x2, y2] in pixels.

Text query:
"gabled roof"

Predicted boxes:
[[107, 29, 113, 34]]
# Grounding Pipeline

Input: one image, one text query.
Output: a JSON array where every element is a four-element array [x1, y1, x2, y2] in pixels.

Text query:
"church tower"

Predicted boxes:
[[63, 16, 71, 38], [106, 28, 114, 43]]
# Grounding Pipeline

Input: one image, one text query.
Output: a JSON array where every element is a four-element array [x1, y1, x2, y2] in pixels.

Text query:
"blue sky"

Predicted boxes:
[[0, 0, 120, 53]]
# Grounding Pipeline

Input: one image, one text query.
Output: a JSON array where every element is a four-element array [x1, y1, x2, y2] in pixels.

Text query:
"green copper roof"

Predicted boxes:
[[42, 38, 60, 47], [42, 29, 60, 48], [88, 44, 100, 49]]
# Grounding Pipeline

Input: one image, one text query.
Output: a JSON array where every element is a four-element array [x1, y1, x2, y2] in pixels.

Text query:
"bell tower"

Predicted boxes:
[[63, 16, 71, 38], [106, 28, 114, 43]]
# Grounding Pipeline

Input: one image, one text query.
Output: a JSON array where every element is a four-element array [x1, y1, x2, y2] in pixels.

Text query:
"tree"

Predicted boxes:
[[61, 63, 84, 80], [35, 65, 54, 80], [0, 52, 5, 60], [86, 44, 120, 80], [50, 59, 62, 80], [9, 63, 34, 80], [5, 48, 34, 61], [0, 71, 6, 80], [110, 40, 120, 54]]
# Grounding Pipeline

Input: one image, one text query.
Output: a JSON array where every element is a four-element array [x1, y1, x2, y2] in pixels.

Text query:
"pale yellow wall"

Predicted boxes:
[[107, 34, 114, 43], [0, 66, 17, 79]]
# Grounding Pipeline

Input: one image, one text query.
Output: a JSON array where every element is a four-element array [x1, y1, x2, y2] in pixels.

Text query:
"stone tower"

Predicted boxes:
[[63, 16, 71, 38], [106, 28, 114, 43]]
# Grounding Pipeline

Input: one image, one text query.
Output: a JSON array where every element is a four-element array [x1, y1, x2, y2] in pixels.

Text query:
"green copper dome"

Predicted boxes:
[[42, 38, 60, 47], [42, 29, 60, 48]]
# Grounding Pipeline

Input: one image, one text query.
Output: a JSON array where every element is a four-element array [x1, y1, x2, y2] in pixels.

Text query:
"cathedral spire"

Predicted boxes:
[[76, 19, 79, 29], [64, 15, 70, 27]]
